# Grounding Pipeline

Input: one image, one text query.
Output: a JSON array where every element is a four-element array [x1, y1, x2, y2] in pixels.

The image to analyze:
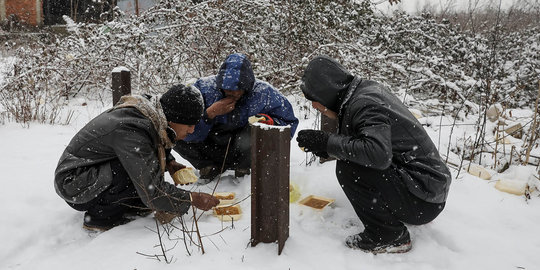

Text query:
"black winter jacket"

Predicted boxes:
[[302, 56, 451, 203], [54, 106, 191, 214]]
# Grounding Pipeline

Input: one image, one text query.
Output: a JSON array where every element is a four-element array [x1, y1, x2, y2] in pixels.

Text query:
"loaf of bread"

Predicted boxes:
[[172, 167, 198, 185]]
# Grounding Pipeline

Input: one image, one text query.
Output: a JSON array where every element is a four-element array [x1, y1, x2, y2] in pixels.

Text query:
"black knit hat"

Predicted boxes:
[[160, 84, 204, 125]]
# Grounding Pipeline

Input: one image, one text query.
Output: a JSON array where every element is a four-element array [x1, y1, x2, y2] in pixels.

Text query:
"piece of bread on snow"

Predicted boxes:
[[494, 179, 528, 196], [213, 205, 242, 221], [298, 195, 335, 210], [172, 167, 198, 185], [214, 192, 236, 205], [467, 164, 492, 180]]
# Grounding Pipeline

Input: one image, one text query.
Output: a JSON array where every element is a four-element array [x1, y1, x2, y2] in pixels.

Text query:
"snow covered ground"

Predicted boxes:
[[1, 93, 539, 270]]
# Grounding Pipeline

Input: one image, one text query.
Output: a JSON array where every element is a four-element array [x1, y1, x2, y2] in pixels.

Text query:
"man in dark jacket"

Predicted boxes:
[[55, 84, 220, 232], [174, 53, 299, 182], [296, 56, 451, 254]]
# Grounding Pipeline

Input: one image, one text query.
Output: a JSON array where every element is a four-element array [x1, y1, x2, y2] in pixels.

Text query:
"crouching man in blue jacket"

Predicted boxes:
[[174, 53, 299, 182]]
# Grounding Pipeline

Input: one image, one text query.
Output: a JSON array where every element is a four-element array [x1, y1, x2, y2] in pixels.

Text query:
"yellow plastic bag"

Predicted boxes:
[[290, 182, 301, 203]]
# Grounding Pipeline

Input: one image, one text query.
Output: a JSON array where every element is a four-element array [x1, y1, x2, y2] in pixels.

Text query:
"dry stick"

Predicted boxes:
[[211, 137, 233, 195], [178, 216, 192, 256], [446, 86, 473, 166], [192, 137, 233, 254], [154, 218, 170, 263], [455, 134, 470, 179], [494, 120, 500, 170], [524, 81, 540, 165], [510, 145, 516, 167], [195, 137, 234, 222], [191, 205, 205, 254]]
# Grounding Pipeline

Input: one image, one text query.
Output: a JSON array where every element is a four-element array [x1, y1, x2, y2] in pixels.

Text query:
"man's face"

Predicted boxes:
[[312, 101, 338, 119], [168, 122, 196, 141], [222, 89, 245, 101]]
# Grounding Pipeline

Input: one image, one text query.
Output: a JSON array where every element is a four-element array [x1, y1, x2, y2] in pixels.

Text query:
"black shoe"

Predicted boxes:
[[345, 229, 412, 254], [123, 207, 153, 219], [82, 213, 131, 232], [199, 165, 222, 181], [234, 167, 251, 178]]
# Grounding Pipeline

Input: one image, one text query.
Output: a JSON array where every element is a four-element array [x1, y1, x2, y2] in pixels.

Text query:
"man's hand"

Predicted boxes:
[[296, 129, 330, 153], [313, 151, 330, 159], [190, 192, 220, 211], [206, 97, 237, 119], [166, 160, 186, 180]]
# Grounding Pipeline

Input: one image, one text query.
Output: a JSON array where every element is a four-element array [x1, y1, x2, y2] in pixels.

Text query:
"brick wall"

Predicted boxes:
[[1, 0, 43, 26]]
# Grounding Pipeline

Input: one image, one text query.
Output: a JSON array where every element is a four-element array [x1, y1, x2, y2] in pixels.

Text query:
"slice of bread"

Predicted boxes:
[[213, 205, 242, 221], [172, 167, 198, 185]]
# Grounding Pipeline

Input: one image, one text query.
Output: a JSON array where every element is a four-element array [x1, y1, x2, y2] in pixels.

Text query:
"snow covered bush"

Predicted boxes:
[[0, 1, 538, 147]]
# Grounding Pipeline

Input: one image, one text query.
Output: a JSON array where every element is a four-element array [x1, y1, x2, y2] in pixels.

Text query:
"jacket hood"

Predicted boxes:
[[301, 55, 354, 112], [216, 53, 255, 93]]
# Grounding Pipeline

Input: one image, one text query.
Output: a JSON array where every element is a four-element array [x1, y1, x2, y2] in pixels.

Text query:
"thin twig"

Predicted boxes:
[[191, 205, 205, 254], [524, 81, 540, 165], [211, 137, 233, 195], [154, 218, 170, 263]]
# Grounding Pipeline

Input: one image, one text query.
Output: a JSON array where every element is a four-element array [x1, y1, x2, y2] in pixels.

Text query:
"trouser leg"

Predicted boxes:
[[229, 125, 251, 169], [67, 159, 144, 220], [174, 125, 252, 170], [173, 140, 221, 169], [336, 162, 445, 242]]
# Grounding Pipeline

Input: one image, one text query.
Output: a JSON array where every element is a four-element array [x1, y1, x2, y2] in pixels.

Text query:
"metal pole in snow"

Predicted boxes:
[[250, 124, 290, 255], [112, 67, 131, 105]]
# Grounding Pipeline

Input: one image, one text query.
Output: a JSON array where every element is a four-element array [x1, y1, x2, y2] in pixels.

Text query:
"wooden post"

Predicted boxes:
[[112, 67, 131, 105], [319, 114, 338, 163], [134, 0, 139, 16], [250, 124, 290, 255]]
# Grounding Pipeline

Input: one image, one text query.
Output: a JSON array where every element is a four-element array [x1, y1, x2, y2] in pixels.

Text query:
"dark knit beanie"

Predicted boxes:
[[160, 84, 204, 125]]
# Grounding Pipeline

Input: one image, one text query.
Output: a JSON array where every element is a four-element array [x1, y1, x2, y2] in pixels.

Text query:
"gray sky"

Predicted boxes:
[[374, 0, 525, 14]]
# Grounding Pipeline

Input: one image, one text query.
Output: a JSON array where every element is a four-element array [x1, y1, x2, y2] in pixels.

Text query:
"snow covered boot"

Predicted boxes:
[[82, 213, 131, 232], [345, 229, 412, 254]]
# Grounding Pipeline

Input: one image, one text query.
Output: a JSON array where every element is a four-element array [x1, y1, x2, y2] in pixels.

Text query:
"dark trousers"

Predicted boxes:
[[174, 125, 251, 170], [336, 162, 445, 242], [66, 159, 145, 220]]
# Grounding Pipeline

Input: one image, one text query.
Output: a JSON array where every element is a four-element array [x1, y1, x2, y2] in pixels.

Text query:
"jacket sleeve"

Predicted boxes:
[[256, 85, 299, 137], [184, 79, 218, 142], [184, 110, 215, 142], [110, 125, 192, 214], [326, 101, 393, 170]]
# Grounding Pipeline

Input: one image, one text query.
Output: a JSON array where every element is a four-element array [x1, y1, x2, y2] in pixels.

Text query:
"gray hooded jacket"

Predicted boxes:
[[54, 95, 191, 214], [301, 56, 451, 203]]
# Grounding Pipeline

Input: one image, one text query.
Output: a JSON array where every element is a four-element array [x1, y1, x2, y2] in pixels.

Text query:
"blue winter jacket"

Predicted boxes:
[[185, 53, 298, 142]]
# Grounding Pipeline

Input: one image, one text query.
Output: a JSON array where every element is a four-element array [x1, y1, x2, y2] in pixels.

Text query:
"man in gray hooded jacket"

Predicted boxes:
[[296, 56, 451, 254], [55, 84, 220, 231]]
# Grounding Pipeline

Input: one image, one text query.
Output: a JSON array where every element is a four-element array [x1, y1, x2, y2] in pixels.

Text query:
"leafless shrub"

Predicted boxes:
[[0, 0, 538, 169]]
